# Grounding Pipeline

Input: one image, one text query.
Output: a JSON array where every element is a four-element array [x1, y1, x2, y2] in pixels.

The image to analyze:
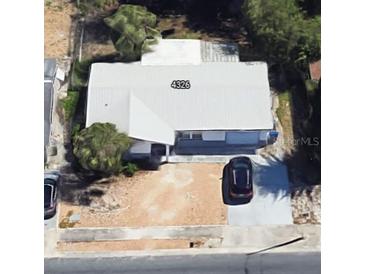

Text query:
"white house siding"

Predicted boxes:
[[202, 131, 226, 141], [225, 131, 261, 145], [129, 141, 152, 154], [176, 130, 270, 147]]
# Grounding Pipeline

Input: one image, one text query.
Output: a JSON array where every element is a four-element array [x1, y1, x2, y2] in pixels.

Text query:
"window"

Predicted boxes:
[[181, 132, 191, 139], [191, 132, 202, 140], [179, 132, 202, 140]]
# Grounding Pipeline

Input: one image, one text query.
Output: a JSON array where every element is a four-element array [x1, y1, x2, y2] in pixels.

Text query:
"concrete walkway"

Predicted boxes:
[[162, 154, 252, 163], [60, 225, 225, 242], [57, 224, 320, 253], [45, 224, 320, 258]]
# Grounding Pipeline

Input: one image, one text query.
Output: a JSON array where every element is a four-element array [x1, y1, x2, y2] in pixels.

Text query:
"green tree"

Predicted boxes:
[[104, 4, 161, 61], [296, 0, 321, 16], [73, 123, 132, 175], [242, 0, 320, 66]]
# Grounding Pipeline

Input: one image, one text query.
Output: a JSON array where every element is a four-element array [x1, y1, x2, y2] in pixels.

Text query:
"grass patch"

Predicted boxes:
[[276, 91, 294, 140], [60, 91, 80, 121]]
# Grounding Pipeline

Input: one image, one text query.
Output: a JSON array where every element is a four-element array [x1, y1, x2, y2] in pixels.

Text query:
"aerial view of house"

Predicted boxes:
[[86, 61, 278, 160], [44, 1, 321, 273]]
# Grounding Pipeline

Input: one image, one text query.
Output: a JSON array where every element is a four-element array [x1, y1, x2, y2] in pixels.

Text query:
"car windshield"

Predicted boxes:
[[44, 184, 53, 208], [233, 168, 250, 190], [232, 160, 249, 169]]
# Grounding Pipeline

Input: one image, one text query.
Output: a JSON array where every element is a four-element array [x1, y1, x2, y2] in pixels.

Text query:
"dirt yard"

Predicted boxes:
[[58, 239, 194, 252], [44, 0, 77, 58], [158, 15, 248, 45], [59, 163, 227, 227]]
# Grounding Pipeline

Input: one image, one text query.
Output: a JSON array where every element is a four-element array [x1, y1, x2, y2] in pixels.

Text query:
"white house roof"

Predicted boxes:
[[86, 62, 273, 145], [142, 39, 201, 65], [128, 94, 175, 145]]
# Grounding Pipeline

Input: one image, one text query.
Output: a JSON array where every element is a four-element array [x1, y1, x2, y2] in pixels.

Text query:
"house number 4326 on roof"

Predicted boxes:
[[171, 80, 191, 89]]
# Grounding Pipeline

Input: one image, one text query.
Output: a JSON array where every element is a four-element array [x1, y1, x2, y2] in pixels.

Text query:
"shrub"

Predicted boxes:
[[122, 162, 139, 177], [73, 123, 132, 176], [60, 91, 79, 121], [70, 59, 92, 91]]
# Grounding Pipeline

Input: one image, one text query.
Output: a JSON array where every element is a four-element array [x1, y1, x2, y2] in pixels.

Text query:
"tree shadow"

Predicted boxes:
[[83, 19, 112, 45], [252, 157, 290, 200], [281, 68, 321, 186], [59, 165, 110, 206]]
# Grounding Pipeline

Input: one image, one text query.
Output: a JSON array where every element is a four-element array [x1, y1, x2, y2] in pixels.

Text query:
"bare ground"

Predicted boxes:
[[59, 163, 227, 227], [58, 239, 196, 252], [158, 15, 249, 45], [44, 0, 77, 58]]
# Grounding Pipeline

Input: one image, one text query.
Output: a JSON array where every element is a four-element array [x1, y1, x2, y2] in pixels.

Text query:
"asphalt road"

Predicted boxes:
[[45, 252, 320, 274]]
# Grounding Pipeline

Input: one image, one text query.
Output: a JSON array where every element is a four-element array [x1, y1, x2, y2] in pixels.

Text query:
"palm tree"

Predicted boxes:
[[73, 123, 132, 175], [104, 4, 161, 61]]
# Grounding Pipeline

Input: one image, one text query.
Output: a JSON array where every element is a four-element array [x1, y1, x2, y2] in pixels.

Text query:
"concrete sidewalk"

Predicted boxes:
[[60, 225, 225, 242], [54, 224, 320, 256]]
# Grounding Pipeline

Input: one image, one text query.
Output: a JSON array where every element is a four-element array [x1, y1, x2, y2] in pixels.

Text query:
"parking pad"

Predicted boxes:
[[226, 155, 293, 226]]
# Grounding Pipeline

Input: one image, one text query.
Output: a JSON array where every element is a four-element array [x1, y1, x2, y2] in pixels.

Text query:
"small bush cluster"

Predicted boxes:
[[70, 59, 92, 91], [122, 162, 139, 177], [60, 91, 79, 121]]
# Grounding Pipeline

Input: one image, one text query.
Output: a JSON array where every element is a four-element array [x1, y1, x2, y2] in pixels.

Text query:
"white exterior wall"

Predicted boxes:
[[202, 131, 226, 141], [179, 130, 269, 146], [225, 131, 260, 145], [129, 141, 152, 154]]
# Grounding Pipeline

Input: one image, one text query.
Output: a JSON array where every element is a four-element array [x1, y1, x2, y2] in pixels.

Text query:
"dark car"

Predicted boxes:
[[225, 157, 253, 201], [44, 173, 60, 219]]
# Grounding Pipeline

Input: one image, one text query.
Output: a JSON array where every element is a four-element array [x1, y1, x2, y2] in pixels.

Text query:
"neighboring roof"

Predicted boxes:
[[44, 58, 57, 81], [44, 82, 53, 146], [86, 62, 273, 144], [141, 39, 239, 66], [309, 60, 321, 81]]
